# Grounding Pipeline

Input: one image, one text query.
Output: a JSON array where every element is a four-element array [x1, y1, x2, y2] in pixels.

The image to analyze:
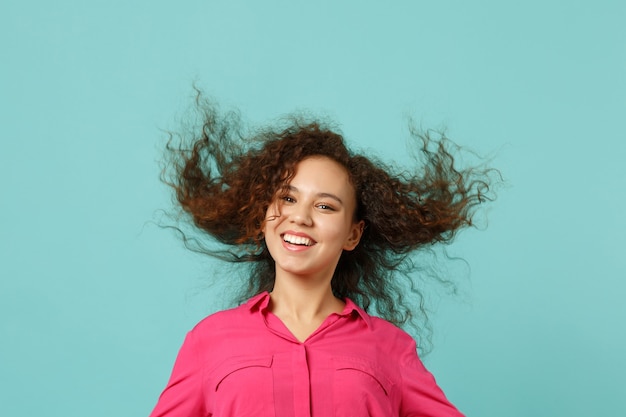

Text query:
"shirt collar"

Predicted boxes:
[[245, 291, 373, 329], [342, 297, 373, 328]]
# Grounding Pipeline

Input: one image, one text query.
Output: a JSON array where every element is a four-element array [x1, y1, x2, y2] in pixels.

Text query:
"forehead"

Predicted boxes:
[[289, 156, 355, 197]]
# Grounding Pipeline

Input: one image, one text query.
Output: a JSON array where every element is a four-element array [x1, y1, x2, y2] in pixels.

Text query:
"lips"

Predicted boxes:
[[282, 233, 316, 246]]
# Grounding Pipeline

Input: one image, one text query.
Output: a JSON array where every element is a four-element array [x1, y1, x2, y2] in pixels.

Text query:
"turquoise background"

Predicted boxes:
[[2, 1, 625, 416]]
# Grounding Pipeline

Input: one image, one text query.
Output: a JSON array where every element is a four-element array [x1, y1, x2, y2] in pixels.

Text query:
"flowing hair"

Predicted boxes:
[[162, 94, 500, 354]]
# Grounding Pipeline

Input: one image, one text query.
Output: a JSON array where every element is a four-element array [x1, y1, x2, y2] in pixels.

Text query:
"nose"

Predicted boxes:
[[290, 203, 313, 226]]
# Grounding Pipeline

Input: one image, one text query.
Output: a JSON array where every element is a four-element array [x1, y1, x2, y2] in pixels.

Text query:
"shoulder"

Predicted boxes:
[[191, 302, 254, 333], [345, 299, 419, 355], [351, 312, 421, 367], [372, 315, 417, 344], [186, 292, 268, 344]]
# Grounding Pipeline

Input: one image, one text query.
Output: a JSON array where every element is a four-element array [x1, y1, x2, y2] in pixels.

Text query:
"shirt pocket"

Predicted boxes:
[[210, 355, 275, 417], [332, 356, 394, 417]]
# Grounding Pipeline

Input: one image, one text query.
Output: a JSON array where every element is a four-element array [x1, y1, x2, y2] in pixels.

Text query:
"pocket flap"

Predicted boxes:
[[332, 356, 393, 396], [212, 355, 274, 391]]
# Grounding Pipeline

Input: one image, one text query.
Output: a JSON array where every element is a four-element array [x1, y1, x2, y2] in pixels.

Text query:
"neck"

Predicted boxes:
[[269, 273, 344, 322]]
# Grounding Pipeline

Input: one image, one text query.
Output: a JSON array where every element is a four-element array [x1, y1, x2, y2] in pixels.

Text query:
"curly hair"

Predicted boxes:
[[163, 95, 498, 353]]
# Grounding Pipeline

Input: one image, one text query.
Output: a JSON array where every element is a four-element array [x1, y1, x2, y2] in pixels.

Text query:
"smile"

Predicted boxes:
[[282, 233, 315, 246]]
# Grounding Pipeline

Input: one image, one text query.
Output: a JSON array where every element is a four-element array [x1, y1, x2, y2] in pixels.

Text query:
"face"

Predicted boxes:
[[263, 156, 364, 282]]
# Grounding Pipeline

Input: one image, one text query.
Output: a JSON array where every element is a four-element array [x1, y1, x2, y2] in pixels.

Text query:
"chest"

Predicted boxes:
[[205, 346, 397, 417]]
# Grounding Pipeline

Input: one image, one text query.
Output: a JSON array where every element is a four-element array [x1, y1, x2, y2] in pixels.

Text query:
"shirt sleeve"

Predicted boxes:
[[399, 340, 465, 417], [148, 331, 207, 417]]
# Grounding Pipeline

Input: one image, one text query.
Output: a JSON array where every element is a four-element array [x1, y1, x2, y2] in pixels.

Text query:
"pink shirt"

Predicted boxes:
[[149, 292, 464, 417]]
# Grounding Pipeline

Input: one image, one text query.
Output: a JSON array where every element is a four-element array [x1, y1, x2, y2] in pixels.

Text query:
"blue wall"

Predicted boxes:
[[2, 1, 625, 415]]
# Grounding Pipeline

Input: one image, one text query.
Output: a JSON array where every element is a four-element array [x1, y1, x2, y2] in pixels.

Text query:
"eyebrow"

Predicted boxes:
[[287, 185, 344, 205]]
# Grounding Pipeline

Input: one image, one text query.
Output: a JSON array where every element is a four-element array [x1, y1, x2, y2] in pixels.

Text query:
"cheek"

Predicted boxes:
[[263, 205, 283, 234], [265, 202, 281, 218], [263, 205, 275, 230]]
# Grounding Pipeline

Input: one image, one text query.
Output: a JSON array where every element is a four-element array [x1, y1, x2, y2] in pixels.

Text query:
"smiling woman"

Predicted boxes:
[[264, 157, 364, 292], [150, 95, 499, 417]]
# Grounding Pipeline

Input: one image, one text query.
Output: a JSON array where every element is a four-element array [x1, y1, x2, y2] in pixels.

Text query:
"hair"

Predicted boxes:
[[162, 94, 499, 354]]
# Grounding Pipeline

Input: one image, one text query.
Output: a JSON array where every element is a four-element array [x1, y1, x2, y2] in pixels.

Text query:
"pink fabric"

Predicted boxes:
[[149, 292, 464, 417]]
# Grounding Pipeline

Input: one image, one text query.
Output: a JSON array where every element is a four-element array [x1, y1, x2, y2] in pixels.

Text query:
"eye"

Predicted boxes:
[[282, 195, 296, 203], [317, 203, 336, 211]]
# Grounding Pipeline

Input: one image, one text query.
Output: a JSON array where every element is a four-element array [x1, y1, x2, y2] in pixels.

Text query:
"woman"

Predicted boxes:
[[149, 99, 496, 416]]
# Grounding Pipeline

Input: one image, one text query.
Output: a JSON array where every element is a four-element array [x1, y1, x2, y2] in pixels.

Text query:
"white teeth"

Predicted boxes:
[[283, 233, 313, 246]]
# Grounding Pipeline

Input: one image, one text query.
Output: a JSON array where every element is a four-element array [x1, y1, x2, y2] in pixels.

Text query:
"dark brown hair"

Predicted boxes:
[[163, 96, 499, 353]]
